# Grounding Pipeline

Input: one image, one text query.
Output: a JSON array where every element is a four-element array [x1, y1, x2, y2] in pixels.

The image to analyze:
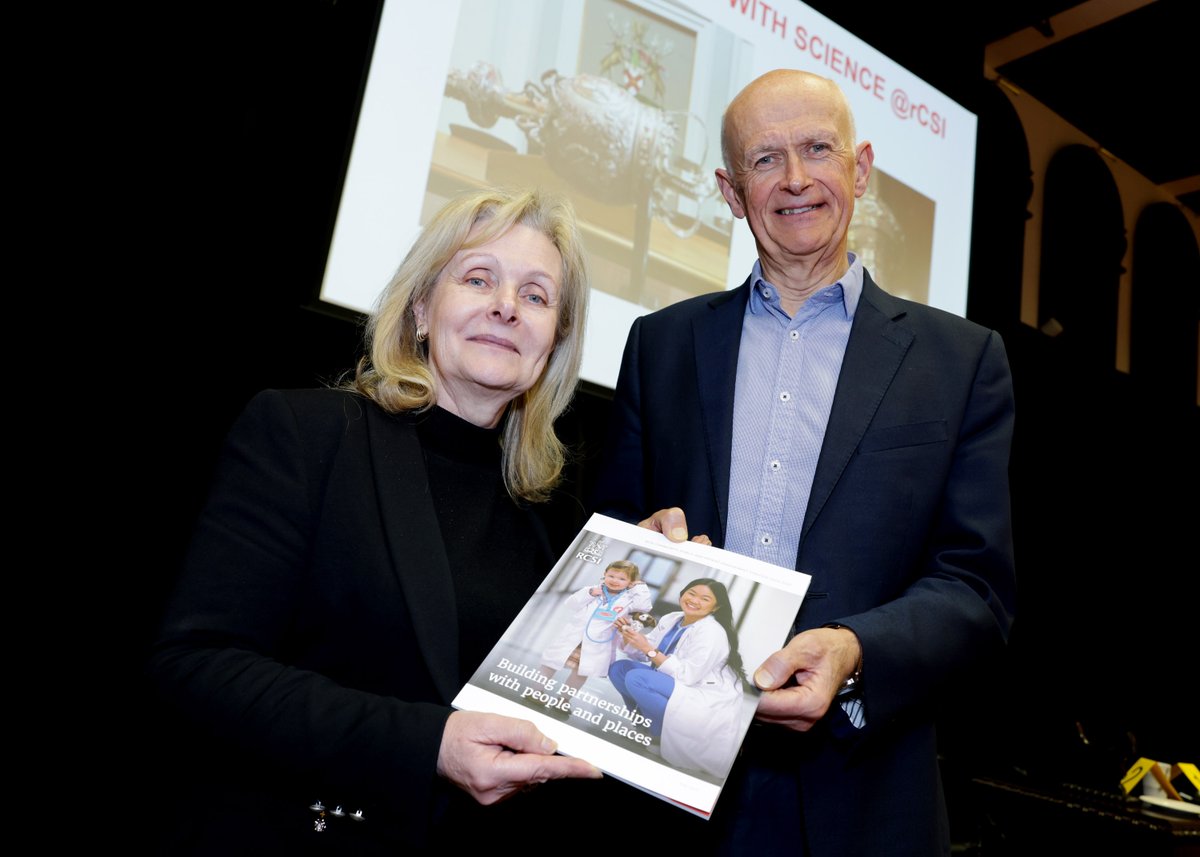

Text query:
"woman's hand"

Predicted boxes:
[[436, 711, 601, 805]]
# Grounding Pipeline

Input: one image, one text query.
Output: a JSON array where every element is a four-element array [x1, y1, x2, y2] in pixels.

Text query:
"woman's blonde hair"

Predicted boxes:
[[352, 187, 589, 503]]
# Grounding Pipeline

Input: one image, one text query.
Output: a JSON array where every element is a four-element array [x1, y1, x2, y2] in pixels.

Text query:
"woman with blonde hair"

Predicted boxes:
[[150, 187, 599, 853], [355, 186, 589, 500]]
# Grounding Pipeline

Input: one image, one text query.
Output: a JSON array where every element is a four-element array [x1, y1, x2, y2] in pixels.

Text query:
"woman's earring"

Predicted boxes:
[[416, 326, 428, 343]]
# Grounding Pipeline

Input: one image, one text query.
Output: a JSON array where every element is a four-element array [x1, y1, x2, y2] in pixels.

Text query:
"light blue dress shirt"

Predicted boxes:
[[725, 253, 865, 728], [725, 253, 863, 566]]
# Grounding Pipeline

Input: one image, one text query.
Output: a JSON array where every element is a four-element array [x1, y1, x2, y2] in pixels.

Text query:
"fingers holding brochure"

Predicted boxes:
[[638, 507, 712, 546], [437, 710, 602, 805]]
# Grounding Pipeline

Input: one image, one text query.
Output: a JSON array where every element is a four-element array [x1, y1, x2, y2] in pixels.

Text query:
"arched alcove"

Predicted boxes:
[[1130, 202, 1200, 410], [1037, 144, 1125, 373]]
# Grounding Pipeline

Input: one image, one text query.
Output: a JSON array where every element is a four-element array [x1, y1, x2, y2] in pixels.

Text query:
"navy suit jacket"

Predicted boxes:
[[594, 272, 1016, 855]]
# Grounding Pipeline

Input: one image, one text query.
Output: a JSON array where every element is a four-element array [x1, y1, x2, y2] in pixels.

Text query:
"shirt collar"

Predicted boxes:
[[748, 253, 864, 320]]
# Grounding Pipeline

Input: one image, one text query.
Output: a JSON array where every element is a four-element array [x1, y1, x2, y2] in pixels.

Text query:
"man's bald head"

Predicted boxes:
[[720, 70, 857, 173]]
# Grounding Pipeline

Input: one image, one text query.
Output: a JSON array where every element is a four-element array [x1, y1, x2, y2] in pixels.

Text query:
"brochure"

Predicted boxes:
[[452, 513, 811, 819]]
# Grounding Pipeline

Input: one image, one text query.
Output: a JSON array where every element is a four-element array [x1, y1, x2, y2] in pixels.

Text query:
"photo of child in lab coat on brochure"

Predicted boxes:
[[453, 513, 811, 819]]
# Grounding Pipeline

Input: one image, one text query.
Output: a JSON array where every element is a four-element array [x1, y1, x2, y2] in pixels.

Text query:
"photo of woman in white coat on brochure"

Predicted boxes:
[[610, 578, 750, 779]]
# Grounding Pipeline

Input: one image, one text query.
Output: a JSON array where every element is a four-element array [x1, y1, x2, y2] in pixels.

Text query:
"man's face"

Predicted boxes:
[[716, 74, 873, 278]]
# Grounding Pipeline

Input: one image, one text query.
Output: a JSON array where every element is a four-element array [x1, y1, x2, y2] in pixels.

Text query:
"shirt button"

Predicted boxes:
[[769, 460, 781, 471], [789, 330, 799, 341], [759, 535, 773, 546], [762, 288, 773, 299], [779, 391, 791, 402]]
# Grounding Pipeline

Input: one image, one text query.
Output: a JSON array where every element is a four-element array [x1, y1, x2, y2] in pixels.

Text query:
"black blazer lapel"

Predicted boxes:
[[692, 279, 751, 544], [364, 406, 462, 704], [801, 274, 914, 546]]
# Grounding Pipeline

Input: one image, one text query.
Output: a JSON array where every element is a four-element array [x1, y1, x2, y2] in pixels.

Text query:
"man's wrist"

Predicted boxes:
[[823, 623, 863, 694]]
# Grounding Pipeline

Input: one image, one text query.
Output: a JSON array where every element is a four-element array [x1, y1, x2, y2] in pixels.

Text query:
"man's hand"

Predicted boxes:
[[637, 507, 712, 545], [752, 626, 861, 732], [436, 711, 601, 805]]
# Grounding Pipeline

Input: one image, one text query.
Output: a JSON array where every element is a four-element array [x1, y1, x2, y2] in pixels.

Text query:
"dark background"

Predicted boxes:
[[67, 1, 1195, 850]]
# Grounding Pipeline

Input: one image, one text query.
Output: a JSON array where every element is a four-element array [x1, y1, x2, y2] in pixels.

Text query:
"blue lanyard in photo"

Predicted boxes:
[[584, 586, 622, 643]]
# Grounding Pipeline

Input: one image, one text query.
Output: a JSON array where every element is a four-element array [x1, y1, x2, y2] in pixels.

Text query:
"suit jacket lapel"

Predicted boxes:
[[365, 405, 461, 704], [801, 274, 914, 545], [693, 279, 751, 543]]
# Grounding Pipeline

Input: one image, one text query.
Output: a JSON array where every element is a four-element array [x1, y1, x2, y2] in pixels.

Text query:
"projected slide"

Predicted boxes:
[[319, 0, 975, 390]]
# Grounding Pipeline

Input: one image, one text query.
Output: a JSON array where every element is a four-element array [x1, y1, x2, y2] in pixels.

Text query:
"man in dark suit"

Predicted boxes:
[[595, 69, 1016, 855]]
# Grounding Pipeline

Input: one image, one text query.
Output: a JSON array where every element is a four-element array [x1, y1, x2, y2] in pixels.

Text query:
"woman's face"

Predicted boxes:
[[417, 222, 562, 427], [679, 585, 718, 623]]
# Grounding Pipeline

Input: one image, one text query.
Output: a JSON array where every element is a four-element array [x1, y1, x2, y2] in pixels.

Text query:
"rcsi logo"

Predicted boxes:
[[577, 533, 608, 565]]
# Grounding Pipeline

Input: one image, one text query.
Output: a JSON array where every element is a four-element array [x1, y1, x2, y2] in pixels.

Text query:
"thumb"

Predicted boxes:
[[753, 650, 795, 690], [639, 507, 689, 543], [485, 716, 603, 781], [483, 714, 559, 755]]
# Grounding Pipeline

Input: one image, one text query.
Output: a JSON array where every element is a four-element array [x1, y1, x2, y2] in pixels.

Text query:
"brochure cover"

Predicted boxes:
[[452, 513, 811, 819]]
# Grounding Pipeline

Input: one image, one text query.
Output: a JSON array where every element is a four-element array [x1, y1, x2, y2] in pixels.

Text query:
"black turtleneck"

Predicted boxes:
[[413, 406, 553, 681]]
